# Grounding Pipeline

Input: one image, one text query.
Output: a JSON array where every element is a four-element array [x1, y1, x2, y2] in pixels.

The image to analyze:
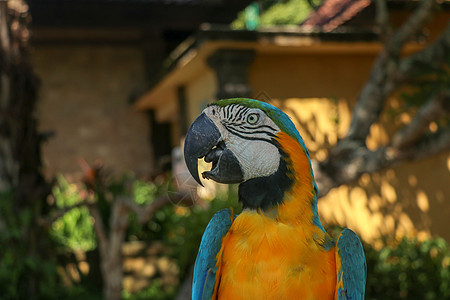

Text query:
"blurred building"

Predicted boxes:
[[134, 1, 450, 242], [29, 0, 252, 177]]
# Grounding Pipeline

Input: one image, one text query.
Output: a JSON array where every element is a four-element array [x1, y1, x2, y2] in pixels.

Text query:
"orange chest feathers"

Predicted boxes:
[[213, 212, 337, 300]]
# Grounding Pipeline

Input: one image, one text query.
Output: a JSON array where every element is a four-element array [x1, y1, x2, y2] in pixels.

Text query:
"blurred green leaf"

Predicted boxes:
[[364, 236, 450, 299], [232, 0, 320, 29], [50, 176, 97, 252]]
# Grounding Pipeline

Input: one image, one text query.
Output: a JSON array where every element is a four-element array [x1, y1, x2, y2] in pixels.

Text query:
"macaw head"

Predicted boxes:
[[184, 98, 316, 210]]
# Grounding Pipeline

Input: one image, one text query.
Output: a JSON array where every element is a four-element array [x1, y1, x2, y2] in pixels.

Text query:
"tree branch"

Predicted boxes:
[[399, 22, 450, 78], [314, 1, 448, 198], [120, 192, 189, 224], [374, 0, 390, 40], [391, 90, 449, 149], [391, 128, 450, 162], [89, 205, 109, 257], [346, 0, 437, 142], [315, 124, 450, 197], [39, 201, 92, 227], [389, 0, 436, 53]]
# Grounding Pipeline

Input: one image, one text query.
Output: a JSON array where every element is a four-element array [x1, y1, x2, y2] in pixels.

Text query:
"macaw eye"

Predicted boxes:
[[247, 113, 260, 124]]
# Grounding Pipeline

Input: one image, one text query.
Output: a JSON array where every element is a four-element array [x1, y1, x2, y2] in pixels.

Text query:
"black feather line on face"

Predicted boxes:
[[242, 124, 278, 132], [238, 141, 294, 210], [223, 124, 278, 147], [224, 124, 277, 138], [235, 106, 249, 121], [230, 105, 242, 122]]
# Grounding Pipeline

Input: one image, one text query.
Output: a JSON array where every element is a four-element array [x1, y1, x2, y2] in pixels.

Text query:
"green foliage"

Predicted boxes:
[[50, 174, 165, 252], [50, 175, 96, 251], [328, 226, 450, 299], [133, 180, 159, 205], [127, 177, 174, 241], [232, 0, 320, 29], [0, 190, 70, 299], [365, 237, 450, 300], [122, 279, 176, 300], [49, 173, 184, 299]]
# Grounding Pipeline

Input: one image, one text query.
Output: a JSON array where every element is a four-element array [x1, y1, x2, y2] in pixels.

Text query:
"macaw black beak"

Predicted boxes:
[[184, 112, 243, 186]]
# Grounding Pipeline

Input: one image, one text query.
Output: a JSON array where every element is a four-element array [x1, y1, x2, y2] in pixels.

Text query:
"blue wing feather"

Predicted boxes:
[[192, 209, 233, 300], [336, 228, 367, 300]]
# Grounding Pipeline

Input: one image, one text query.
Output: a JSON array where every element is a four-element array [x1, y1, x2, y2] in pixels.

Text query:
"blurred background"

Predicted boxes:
[[0, 0, 449, 299]]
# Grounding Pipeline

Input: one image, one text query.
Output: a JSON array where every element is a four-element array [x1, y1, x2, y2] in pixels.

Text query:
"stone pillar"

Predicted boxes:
[[207, 48, 255, 100]]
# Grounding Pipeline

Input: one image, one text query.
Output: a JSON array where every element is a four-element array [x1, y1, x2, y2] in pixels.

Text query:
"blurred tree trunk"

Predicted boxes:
[[90, 200, 128, 300], [77, 161, 186, 300], [0, 1, 50, 298], [89, 194, 181, 300], [312, 0, 450, 196], [175, 266, 193, 300], [0, 0, 44, 197]]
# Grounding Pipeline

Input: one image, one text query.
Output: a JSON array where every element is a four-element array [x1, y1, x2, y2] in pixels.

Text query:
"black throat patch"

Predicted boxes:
[[238, 148, 294, 210]]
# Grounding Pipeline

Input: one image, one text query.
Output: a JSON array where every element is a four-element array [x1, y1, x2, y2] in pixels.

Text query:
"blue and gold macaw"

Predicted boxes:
[[184, 98, 366, 300]]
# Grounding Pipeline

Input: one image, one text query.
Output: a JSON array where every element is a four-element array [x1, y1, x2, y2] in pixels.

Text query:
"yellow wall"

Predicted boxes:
[[247, 52, 450, 242], [250, 52, 374, 103]]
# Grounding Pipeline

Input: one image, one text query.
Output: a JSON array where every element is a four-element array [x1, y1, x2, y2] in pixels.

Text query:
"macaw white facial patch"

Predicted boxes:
[[203, 104, 281, 181], [227, 137, 280, 180]]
